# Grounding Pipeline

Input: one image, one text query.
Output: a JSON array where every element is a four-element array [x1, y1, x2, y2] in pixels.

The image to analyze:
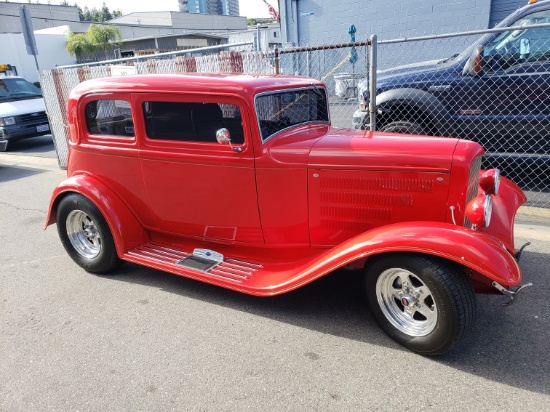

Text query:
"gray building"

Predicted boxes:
[[278, 0, 527, 46], [178, 0, 240, 16], [0, 1, 88, 34]]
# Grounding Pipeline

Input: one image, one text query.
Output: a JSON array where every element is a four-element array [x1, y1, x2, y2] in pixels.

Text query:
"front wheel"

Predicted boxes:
[[365, 253, 476, 355], [380, 120, 428, 135], [56, 194, 122, 274]]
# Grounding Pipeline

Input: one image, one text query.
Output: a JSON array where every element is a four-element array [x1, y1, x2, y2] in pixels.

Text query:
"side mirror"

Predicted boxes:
[[520, 38, 531, 56], [216, 128, 242, 152], [462, 46, 484, 76]]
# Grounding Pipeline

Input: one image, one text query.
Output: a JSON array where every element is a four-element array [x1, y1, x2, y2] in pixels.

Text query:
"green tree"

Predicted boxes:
[[76, 2, 123, 22], [65, 24, 122, 61], [87, 24, 123, 58], [65, 31, 95, 61]]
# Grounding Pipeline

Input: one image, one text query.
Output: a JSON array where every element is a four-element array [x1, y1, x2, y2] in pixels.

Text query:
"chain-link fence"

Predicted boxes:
[[40, 42, 272, 168], [40, 24, 549, 210]]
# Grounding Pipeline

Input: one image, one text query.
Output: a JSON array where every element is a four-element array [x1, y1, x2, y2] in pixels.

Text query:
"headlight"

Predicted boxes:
[[0, 117, 16, 126], [465, 194, 493, 230], [480, 168, 500, 195]]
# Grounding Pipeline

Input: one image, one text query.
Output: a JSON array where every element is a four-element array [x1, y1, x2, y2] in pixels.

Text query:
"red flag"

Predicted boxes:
[[262, 0, 280, 19]]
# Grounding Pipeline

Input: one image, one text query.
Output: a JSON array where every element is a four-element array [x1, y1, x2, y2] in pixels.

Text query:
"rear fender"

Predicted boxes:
[[45, 175, 149, 256], [319, 221, 521, 287]]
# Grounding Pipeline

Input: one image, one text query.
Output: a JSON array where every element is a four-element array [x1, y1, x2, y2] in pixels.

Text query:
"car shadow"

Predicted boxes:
[[104, 249, 549, 394], [0, 165, 43, 182], [6, 135, 54, 155]]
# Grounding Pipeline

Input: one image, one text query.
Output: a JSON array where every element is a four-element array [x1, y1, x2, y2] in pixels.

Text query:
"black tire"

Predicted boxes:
[[380, 120, 428, 135], [365, 253, 476, 356], [56, 194, 122, 274]]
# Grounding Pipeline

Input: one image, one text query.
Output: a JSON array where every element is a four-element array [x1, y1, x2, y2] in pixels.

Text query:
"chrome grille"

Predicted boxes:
[[464, 156, 482, 228]]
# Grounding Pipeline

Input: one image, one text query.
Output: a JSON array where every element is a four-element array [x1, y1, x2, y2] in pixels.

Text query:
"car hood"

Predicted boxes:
[[308, 127, 458, 172], [357, 58, 458, 92], [0, 97, 45, 116]]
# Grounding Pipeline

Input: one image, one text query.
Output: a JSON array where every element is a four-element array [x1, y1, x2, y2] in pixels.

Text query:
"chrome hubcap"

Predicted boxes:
[[66, 210, 101, 259], [376, 268, 438, 336]]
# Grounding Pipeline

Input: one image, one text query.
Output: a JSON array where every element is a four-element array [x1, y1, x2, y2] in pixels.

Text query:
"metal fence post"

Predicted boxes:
[[369, 34, 377, 131], [274, 46, 280, 74]]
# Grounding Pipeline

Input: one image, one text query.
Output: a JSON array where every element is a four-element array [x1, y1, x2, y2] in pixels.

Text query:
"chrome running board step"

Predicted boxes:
[[125, 242, 262, 284]]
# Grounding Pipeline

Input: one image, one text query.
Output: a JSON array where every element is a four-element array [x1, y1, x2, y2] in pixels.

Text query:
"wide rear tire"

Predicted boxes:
[[56, 194, 122, 274]]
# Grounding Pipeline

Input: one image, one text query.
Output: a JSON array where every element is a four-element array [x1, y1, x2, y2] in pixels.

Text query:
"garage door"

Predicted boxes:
[[490, 0, 525, 27]]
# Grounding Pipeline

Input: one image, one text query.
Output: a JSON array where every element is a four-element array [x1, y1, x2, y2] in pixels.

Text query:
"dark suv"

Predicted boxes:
[[352, 0, 550, 184]]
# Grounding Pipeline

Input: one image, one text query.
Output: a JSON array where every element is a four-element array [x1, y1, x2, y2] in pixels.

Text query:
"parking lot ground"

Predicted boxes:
[[1, 150, 549, 411]]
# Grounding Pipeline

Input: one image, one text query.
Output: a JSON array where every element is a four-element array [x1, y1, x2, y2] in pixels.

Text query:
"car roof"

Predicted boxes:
[[70, 73, 324, 99]]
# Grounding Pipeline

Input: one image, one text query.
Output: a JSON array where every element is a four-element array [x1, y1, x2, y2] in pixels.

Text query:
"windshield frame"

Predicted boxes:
[[254, 86, 330, 143]]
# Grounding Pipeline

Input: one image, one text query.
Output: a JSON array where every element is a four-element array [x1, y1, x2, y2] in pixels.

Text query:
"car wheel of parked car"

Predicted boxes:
[[380, 121, 428, 135], [57, 194, 122, 274], [365, 253, 476, 355]]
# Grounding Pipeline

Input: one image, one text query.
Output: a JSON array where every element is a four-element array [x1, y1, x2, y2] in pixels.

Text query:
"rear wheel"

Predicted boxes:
[[365, 253, 476, 355], [56, 194, 122, 274], [380, 120, 428, 135]]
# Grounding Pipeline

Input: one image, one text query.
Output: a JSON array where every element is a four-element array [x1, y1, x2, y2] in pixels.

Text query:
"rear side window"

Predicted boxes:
[[143, 101, 244, 144], [85, 99, 134, 137]]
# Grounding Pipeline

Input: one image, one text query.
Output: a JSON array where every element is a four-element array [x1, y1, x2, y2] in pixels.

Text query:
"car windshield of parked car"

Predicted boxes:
[[482, 10, 550, 70], [0, 78, 42, 102], [255, 86, 329, 141], [451, 8, 527, 64]]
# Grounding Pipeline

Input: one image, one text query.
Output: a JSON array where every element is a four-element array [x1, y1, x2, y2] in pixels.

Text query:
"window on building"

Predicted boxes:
[[85, 99, 134, 137]]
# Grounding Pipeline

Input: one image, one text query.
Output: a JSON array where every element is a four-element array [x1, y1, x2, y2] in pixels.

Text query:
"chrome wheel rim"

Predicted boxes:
[[376, 268, 438, 337], [66, 210, 101, 259]]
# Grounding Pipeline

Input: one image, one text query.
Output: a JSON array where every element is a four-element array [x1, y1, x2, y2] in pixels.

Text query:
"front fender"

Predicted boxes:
[[45, 174, 149, 256], [301, 221, 520, 289], [377, 87, 450, 134]]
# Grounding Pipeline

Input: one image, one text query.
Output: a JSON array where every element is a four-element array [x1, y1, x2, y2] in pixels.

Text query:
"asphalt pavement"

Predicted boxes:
[[1, 136, 549, 411]]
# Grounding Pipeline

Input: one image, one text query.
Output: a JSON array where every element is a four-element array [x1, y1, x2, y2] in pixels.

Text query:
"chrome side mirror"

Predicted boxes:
[[520, 38, 531, 57], [216, 128, 241, 152]]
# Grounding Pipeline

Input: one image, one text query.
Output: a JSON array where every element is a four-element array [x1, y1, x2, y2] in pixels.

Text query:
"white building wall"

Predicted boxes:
[[0, 29, 75, 83]]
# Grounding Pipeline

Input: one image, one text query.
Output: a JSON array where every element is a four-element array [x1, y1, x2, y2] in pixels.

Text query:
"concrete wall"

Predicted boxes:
[[280, 0, 493, 46], [109, 11, 247, 31], [0, 2, 86, 34]]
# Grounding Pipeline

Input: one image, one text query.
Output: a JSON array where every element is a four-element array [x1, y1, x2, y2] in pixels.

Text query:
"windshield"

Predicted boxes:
[[0, 78, 42, 101], [450, 7, 525, 63], [255, 86, 329, 141]]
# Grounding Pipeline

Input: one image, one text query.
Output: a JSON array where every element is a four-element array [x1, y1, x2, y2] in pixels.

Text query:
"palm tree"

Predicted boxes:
[[65, 32, 96, 62], [87, 24, 123, 59]]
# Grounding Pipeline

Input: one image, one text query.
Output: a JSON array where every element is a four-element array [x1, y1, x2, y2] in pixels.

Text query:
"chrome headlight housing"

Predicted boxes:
[[465, 194, 493, 230], [480, 168, 500, 195]]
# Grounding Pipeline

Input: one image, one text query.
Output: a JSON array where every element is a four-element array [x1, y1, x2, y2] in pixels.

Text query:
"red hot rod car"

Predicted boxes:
[[46, 74, 530, 355]]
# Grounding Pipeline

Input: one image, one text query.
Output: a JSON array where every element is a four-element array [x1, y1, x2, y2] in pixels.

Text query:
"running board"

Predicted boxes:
[[124, 242, 263, 285]]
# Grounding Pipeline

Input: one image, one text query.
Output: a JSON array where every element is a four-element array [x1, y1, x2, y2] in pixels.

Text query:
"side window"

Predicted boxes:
[[483, 10, 550, 71], [85, 99, 134, 137], [143, 101, 244, 144]]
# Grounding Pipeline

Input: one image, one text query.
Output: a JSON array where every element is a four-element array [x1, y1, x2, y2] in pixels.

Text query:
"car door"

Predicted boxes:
[[451, 9, 550, 157], [134, 93, 264, 244]]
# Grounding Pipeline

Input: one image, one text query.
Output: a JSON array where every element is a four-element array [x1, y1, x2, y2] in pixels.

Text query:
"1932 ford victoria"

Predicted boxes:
[[45, 74, 531, 355]]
